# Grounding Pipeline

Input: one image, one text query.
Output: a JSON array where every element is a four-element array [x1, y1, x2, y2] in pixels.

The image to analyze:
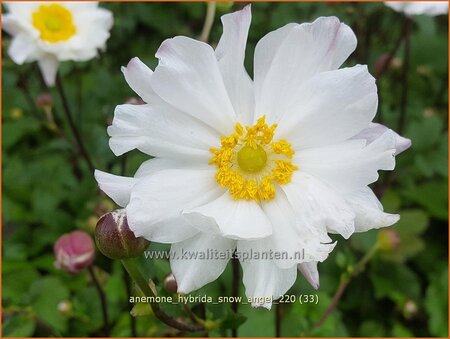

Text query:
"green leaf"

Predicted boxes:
[[425, 268, 448, 336], [2, 314, 36, 337], [370, 262, 420, 303], [221, 309, 247, 329], [2, 118, 41, 150], [130, 302, 152, 317], [402, 183, 448, 220], [29, 277, 69, 333]]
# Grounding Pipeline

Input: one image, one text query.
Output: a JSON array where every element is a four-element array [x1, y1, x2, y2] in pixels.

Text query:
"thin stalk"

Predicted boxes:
[[88, 266, 110, 336], [121, 259, 204, 332], [275, 303, 282, 337], [375, 16, 410, 79], [314, 245, 379, 329], [231, 257, 240, 337], [398, 17, 412, 135], [55, 73, 95, 173], [199, 2, 216, 42], [122, 267, 138, 337]]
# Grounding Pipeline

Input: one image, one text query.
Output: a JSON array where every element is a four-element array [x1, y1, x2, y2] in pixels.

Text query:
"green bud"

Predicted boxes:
[[95, 209, 149, 259], [216, 2, 234, 12]]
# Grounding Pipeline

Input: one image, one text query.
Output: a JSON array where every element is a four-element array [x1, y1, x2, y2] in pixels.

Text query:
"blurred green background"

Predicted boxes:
[[2, 2, 448, 337]]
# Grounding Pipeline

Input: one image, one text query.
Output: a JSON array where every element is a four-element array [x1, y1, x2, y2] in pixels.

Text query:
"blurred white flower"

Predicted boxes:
[[385, 1, 448, 16], [2, 2, 113, 86], [95, 5, 410, 308]]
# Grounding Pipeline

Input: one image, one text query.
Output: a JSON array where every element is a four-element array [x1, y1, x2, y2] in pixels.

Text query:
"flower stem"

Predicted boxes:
[[314, 244, 379, 329], [122, 266, 138, 337], [231, 257, 240, 337], [275, 303, 282, 337], [55, 73, 95, 173], [88, 266, 110, 336], [398, 16, 412, 135], [375, 15, 411, 80], [120, 258, 205, 332], [199, 2, 216, 42]]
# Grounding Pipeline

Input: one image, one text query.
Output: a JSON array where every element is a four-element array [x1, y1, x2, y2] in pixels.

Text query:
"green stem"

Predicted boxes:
[[199, 2, 216, 42], [314, 244, 379, 329], [55, 73, 95, 173], [88, 266, 110, 336], [121, 259, 204, 333]]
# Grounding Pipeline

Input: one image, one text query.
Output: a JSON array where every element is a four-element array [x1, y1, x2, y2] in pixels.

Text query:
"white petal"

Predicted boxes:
[[134, 158, 195, 178], [8, 33, 40, 65], [183, 192, 272, 240], [95, 157, 199, 208], [254, 17, 357, 122], [38, 56, 59, 86], [135, 216, 199, 244], [296, 130, 396, 193], [238, 239, 297, 309], [121, 57, 160, 104], [282, 171, 356, 239], [152, 36, 236, 134], [94, 170, 135, 207], [352, 122, 411, 155], [262, 186, 336, 268], [276, 65, 377, 148], [2, 13, 22, 35], [345, 187, 400, 232], [385, 2, 448, 16], [297, 262, 320, 290], [171, 233, 236, 293], [261, 187, 300, 269], [126, 168, 223, 241], [107, 103, 220, 159], [215, 5, 254, 125]]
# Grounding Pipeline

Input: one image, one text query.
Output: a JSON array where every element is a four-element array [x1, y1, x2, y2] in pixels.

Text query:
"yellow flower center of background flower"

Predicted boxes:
[[32, 4, 76, 43], [210, 116, 298, 202]]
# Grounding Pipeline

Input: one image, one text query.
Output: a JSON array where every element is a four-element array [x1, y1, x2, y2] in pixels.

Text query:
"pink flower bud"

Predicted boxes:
[[95, 209, 150, 259], [36, 93, 53, 108], [54, 231, 95, 274]]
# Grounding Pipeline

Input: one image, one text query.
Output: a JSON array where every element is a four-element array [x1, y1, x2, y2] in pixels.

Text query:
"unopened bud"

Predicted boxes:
[[95, 209, 150, 259], [57, 300, 73, 316], [164, 273, 178, 293], [36, 93, 53, 109], [417, 65, 431, 77], [10, 108, 23, 120], [403, 300, 419, 319], [377, 229, 401, 251], [54, 231, 95, 274]]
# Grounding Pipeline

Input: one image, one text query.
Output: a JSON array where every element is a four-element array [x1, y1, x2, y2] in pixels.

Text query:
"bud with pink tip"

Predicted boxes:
[[377, 229, 401, 252], [36, 93, 53, 109], [54, 231, 95, 274], [95, 209, 150, 259]]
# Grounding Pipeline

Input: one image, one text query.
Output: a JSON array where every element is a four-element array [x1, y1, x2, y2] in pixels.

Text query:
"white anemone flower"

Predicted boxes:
[[385, 1, 448, 16], [95, 6, 411, 309], [2, 2, 113, 86]]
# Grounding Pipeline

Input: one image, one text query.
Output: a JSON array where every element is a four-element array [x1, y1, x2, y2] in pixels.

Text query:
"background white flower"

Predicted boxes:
[[95, 6, 411, 308], [385, 1, 448, 16], [2, 2, 113, 86]]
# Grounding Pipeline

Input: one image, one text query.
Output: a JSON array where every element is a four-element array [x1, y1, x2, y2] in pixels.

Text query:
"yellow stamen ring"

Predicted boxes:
[[32, 4, 76, 43], [210, 116, 298, 202]]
